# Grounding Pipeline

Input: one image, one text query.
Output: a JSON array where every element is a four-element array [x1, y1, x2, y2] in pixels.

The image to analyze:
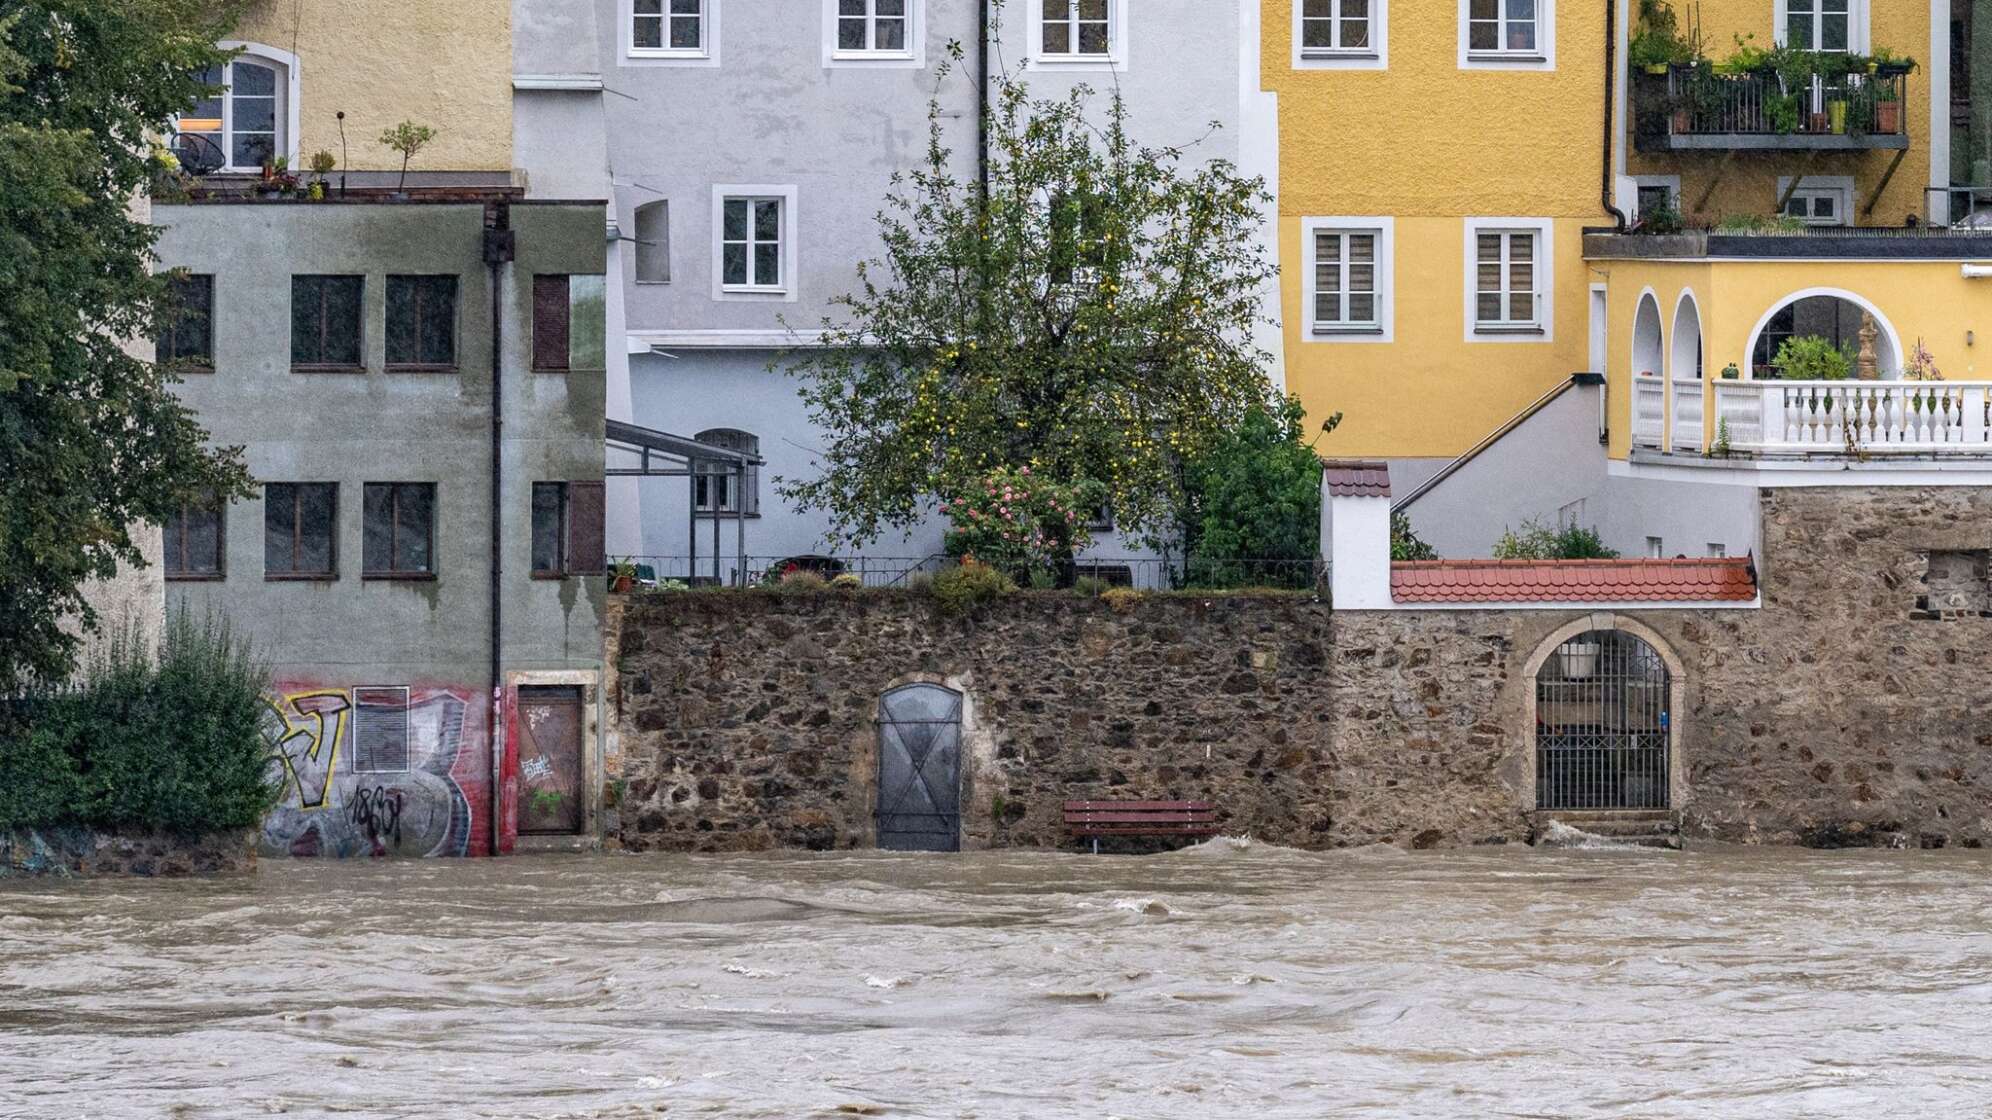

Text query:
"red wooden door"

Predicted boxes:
[[518, 686, 584, 834]]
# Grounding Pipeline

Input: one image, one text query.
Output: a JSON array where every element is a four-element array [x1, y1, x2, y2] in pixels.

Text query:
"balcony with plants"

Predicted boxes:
[[1587, 223, 1992, 466], [1630, 4, 1914, 153]]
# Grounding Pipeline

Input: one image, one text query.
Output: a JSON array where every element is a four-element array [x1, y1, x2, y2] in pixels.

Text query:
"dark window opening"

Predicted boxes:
[[264, 482, 338, 579], [161, 274, 214, 371], [386, 275, 458, 370], [352, 686, 412, 773], [692, 429, 760, 516], [533, 480, 604, 577], [292, 275, 364, 370], [165, 496, 224, 579], [363, 482, 436, 578]]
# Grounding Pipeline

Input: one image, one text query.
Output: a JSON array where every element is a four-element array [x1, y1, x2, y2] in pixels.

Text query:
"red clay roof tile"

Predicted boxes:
[[1389, 557, 1757, 604]]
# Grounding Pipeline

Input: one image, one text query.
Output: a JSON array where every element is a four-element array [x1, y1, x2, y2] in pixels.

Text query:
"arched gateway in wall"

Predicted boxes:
[[874, 683, 963, 851], [1528, 623, 1678, 811]]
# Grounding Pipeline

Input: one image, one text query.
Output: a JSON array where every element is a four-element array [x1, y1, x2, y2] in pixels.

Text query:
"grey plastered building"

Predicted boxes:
[[511, 0, 1281, 581], [155, 196, 609, 858]]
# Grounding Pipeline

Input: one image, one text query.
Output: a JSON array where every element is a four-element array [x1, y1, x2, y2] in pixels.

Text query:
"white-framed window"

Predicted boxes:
[[1706, 542, 1727, 558], [1032, 0, 1125, 67], [828, 0, 917, 61], [1302, 217, 1393, 341], [628, 0, 717, 64], [1463, 217, 1553, 341], [710, 186, 798, 301], [1295, 0, 1386, 68], [1459, 0, 1554, 69], [634, 200, 671, 283], [1779, 0, 1861, 52], [177, 43, 299, 174], [1646, 536, 1665, 559], [1778, 176, 1854, 226]]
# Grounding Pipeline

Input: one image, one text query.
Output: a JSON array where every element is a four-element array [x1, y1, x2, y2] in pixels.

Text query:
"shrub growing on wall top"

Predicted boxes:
[[0, 608, 276, 834]]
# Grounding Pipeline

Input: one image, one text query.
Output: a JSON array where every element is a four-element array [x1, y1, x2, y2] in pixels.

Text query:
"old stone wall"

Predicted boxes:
[[0, 828, 255, 878], [614, 593, 1336, 851], [614, 488, 1992, 850]]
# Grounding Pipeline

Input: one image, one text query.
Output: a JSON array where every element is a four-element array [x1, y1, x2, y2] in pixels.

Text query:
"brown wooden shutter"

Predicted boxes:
[[565, 480, 605, 575], [532, 275, 570, 371]]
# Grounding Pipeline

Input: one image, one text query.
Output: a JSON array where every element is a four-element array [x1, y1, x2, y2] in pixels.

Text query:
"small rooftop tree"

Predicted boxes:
[[376, 120, 436, 192]]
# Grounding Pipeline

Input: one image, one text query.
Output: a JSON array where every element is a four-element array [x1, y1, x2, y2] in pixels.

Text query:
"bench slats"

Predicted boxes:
[[1063, 812, 1216, 825], [1063, 799, 1220, 842], [1064, 800, 1214, 812]]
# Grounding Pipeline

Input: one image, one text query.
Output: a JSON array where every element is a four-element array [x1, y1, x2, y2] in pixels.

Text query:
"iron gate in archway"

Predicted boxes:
[[1535, 630, 1672, 811], [874, 684, 962, 852]]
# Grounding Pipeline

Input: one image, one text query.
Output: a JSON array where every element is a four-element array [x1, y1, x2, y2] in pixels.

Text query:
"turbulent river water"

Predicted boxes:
[[3, 842, 1990, 1119]]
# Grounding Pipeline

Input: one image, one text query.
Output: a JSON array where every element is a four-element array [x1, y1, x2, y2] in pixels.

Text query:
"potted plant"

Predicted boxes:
[[1827, 96, 1848, 134], [1871, 48, 1917, 78], [1773, 335, 1853, 382], [1720, 362, 1741, 380], [609, 558, 638, 593], [307, 150, 336, 200], [1560, 640, 1602, 679]]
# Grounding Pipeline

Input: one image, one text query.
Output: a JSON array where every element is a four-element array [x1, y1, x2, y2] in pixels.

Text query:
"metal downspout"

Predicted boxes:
[[1603, 0, 1628, 232], [485, 203, 515, 857]]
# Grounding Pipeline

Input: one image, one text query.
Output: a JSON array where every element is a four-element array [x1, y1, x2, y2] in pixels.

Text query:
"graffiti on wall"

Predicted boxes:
[[261, 686, 477, 859]]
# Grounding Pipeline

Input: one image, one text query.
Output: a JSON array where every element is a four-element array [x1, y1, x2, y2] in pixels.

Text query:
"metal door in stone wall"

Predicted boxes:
[[519, 686, 585, 834], [875, 684, 962, 852]]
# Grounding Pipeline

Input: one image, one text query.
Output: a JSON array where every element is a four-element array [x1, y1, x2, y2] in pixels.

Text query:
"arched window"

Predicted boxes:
[[178, 46, 295, 174], [1747, 293, 1899, 379], [1534, 629, 1672, 811], [692, 428, 759, 515], [633, 201, 671, 283]]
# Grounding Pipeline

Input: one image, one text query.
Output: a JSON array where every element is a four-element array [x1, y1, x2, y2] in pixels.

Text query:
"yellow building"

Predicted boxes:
[[177, 0, 513, 179], [1268, 0, 1981, 480]]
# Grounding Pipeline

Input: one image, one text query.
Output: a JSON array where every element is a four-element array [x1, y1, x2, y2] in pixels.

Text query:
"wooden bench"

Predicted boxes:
[[1063, 800, 1220, 853]]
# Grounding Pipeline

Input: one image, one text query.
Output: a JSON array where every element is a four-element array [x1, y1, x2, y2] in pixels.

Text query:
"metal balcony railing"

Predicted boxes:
[[1638, 64, 1909, 151]]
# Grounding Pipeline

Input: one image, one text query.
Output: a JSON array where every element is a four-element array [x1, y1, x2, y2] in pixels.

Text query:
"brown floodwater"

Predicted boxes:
[[2, 841, 1989, 1119]]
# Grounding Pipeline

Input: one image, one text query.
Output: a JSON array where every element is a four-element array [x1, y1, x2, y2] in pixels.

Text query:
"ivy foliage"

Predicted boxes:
[[781, 53, 1278, 549], [1180, 396, 1323, 589], [0, 1, 251, 691]]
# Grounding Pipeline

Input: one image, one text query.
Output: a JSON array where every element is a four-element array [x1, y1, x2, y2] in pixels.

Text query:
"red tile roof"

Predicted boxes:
[[1320, 460, 1391, 498], [1390, 557, 1757, 604]]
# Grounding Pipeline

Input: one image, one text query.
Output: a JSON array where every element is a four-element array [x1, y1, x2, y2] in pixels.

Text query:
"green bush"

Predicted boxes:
[[1072, 575, 1111, 597], [1770, 335, 1853, 381], [1391, 511, 1439, 561], [1180, 395, 1324, 590], [1493, 519, 1621, 560], [0, 609, 276, 834], [930, 559, 1017, 615]]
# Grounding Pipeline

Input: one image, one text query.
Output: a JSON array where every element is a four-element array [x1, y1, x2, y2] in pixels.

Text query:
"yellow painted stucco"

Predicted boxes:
[[1596, 252, 1992, 458], [1264, 1, 1611, 459], [1627, 1, 1937, 226], [230, 0, 512, 173]]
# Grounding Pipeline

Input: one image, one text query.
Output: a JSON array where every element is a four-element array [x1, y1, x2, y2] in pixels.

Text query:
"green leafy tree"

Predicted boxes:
[[781, 58, 1277, 548], [0, 1, 250, 690], [1180, 396, 1323, 589]]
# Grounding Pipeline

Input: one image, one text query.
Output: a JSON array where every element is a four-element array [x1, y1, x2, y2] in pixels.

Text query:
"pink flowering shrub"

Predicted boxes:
[[942, 467, 1099, 576]]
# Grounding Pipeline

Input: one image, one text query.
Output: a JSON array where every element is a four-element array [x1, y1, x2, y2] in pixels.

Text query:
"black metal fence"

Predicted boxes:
[[614, 555, 1325, 593], [1663, 65, 1907, 140]]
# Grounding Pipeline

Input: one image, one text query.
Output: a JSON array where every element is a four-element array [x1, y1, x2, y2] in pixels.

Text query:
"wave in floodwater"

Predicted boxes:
[[2, 845, 1991, 1119]]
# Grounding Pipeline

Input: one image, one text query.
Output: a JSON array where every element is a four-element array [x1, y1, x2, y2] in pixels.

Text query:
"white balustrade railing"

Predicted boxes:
[[1708, 380, 1992, 453], [1669, 376, 1705, 452], [1632, 377, 1667, 449]]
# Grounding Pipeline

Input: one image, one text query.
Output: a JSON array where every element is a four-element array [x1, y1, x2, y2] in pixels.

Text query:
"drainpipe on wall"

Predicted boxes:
[[484, 202, 516, 857], [1602, 0, 1628, 232], [977, 0, 990, 198]]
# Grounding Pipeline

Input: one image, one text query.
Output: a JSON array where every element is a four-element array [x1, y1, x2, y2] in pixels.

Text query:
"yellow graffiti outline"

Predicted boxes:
[[266, 689, 351, 812]]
